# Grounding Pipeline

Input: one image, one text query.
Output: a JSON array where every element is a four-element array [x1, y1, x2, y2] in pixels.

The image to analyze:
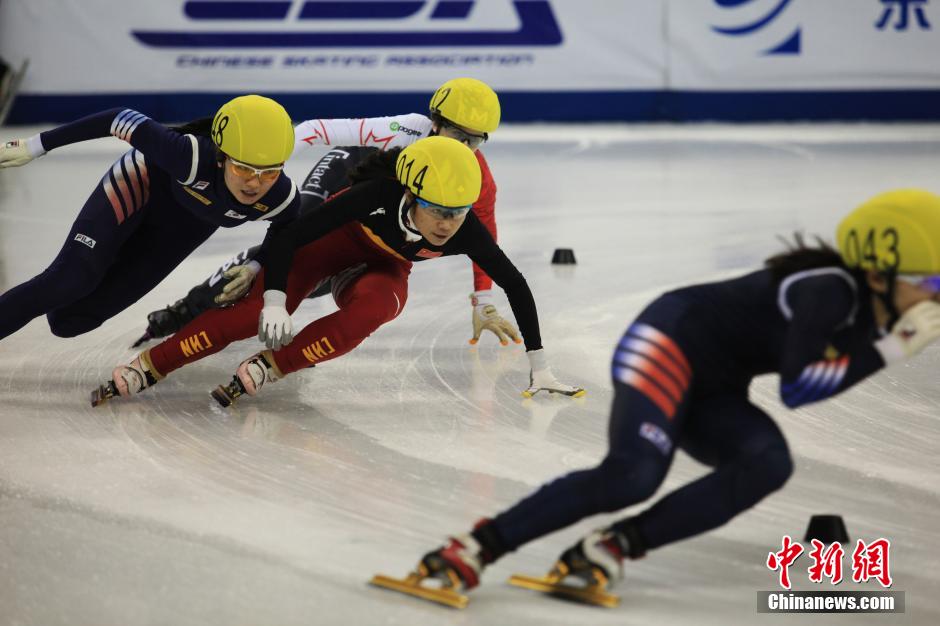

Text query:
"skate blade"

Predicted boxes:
[[521, 387, 587, 399], [508, 573, 619, 608], [210, 384, 238, 408], [90, 381, 118, 408], [551, 388, 586, 398], [369, 573, 468, 609], [130, 331, 153, 349]]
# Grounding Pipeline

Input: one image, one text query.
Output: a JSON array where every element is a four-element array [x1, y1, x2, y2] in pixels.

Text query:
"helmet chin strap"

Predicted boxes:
[[878, 270, 901, 331], [397, 195, 423, 242]]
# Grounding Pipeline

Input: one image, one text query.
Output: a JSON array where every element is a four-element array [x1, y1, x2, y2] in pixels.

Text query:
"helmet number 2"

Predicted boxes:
[[397, 156, 428, 196], [845, 227, 900, 270]]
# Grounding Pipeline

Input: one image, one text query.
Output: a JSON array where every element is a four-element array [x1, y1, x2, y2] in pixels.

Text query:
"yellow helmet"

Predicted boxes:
[[396, 136, 481, 208], [836, 188, 940, 274], [211, 95, 294, 166], [429, 78, 501, 134]]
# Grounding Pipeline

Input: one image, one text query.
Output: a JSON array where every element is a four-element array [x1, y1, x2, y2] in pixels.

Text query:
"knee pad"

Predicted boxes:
[[45, 259, 105, 337], [48, 309, 103, 337], [592, 452, 668, 512], [729, 443, 793, 511]]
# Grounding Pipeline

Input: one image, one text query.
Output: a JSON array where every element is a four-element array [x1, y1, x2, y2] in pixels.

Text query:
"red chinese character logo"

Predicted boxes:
[[767, 535, 804, 589], [851, 538, 892, 588], [807, 539, 844, 585]]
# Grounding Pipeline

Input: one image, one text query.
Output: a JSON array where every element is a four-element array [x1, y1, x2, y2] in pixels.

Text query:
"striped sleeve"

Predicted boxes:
[[39, 107, 197, 181], [778, 271, 885, 408], [109, 109, 149, 142]]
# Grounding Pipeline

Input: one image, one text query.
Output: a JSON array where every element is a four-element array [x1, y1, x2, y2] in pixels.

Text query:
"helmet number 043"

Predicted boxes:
[[843, 227, 900, 272]]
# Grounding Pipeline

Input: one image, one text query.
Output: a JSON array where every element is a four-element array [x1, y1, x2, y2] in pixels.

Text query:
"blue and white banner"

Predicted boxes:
[[670, 0, 940, 89], [2, 0, 940, 122], [0, 1, 662, 93]]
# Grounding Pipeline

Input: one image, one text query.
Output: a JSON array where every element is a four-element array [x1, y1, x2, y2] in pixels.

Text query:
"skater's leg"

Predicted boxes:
[[618, 395, 793, 551], [48, 201, 217, 337], [144, 230, 370, 377], [488, 378, 687, 555], [267, 261, 410, 374], [0, 174, 143, 339], [139, 244, 263, 343]]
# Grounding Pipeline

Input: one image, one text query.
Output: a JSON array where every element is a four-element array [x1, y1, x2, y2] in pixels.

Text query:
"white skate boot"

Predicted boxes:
[[211, 351, 282, 407], [91, 352, 162, 406], [509, 527, 631, 608]]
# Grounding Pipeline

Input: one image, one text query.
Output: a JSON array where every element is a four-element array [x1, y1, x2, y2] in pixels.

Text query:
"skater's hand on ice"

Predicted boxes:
[[469, 291, 521, 346], [0, 137, 43, 168], [876, 300, 940, 364], [215, 261, 260, 305], [522, 349, 585, 398], [258, 290, 293, 350]]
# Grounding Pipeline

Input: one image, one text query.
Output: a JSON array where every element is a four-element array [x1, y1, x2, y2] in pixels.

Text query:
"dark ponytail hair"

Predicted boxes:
[[348, 147, 402, 185], [171, 116, 224, 163], [764, 233, 849, 283], [171, 116, 214, 138]]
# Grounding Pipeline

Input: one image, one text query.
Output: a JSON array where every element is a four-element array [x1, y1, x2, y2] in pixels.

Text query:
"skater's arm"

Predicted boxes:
[[252, 191, 302, 264], [461, 217, 541, 351], [470, 151, 498, 293], [37, 109, 198, 181], [292, 113, 429, 156], [260, 178, 388, 292], [778, 273, 884, 408]]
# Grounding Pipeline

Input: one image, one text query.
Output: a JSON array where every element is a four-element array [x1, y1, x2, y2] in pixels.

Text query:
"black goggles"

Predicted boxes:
[[439, 118, 488, 150]]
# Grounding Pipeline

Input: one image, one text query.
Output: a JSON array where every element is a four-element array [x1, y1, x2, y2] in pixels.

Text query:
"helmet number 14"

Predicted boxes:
[[397, 156, 428, 196]]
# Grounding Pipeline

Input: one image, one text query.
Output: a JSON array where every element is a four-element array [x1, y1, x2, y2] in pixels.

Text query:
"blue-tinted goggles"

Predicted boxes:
[[899, 274, 940, 292], [415, 196, 472, 219]]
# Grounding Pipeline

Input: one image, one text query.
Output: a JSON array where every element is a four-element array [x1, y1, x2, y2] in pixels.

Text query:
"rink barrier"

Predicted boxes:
[[9, 90, 940, 124]]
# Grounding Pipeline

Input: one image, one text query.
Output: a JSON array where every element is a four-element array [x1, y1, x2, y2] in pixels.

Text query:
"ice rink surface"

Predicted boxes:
[[1, 123, 939, 625]]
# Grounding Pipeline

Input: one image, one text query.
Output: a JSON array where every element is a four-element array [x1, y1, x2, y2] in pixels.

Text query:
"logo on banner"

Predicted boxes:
[[876, 0, 931, 31], [711, 0, 801, 56], [132, 1, 563, 48]]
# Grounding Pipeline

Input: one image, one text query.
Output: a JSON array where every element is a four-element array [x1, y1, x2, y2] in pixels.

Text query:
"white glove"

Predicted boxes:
[[214, 261, 261, 305], [258, 290, 293, 350], [469, 291, 521, 346], [0, 136, 45, 168], [875, 300, 940, 364], [522, 348, 585, 398]]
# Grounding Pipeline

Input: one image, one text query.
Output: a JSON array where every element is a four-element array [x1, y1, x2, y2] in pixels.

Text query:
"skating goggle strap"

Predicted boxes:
[[226, 157, 284, 182], [898, 274, 940, 292], [439, 118, 488, 150], [415, 196, 472, 219]]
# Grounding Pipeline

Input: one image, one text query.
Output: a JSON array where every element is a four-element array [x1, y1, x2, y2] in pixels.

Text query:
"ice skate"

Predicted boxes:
[[509, 528, 626, 608], [91, 354, 160, 407], [131, 298, 193, 348], [370, 535, 484, 609], [0, 58, 28, 126], [211, 351, 280, 408]]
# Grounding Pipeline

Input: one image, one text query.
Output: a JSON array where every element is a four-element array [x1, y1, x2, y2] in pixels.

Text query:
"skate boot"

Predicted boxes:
[[509, 527, 631, 608], [211, 351, 282, 408], [131, 298, 193, 348], [91, 353, 162, 407], [370, 534, 484, 609]]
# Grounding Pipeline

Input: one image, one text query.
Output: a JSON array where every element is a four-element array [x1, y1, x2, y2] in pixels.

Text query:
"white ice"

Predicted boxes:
[[1, 123, 939, 625]]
